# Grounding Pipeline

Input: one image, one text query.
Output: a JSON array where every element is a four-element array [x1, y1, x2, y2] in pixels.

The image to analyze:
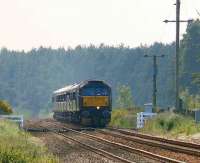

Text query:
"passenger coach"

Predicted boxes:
[[52, 80, 112, 127]]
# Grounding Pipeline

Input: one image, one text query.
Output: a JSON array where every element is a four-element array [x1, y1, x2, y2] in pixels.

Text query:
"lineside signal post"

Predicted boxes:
[[144, 54, 164, 112]]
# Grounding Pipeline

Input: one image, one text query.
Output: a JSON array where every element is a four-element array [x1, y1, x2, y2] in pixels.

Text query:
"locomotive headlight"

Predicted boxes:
[[97, 106, 100, 110]]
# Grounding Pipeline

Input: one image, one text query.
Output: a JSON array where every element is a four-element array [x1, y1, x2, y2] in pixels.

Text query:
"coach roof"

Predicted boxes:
[[53, 83, 79, 95], [53, 80, 108, 95]]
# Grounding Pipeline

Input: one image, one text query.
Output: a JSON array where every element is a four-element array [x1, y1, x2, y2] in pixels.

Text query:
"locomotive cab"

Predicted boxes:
[[79, 81, 111, 126]]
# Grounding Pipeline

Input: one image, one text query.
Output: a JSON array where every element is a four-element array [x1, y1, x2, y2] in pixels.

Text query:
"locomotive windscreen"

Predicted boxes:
[[81, 87, 109, 96]]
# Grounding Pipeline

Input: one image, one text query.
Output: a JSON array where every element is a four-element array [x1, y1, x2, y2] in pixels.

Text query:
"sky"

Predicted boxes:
[[0, 0, 199, 51]]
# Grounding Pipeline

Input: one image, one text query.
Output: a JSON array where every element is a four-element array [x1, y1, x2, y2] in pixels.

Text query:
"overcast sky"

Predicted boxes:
[[0, 0, 199, 51]]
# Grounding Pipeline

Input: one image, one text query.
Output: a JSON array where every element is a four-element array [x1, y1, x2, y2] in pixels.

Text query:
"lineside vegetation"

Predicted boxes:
[[0, 100, 13, 114], [109, 108, 142, 128], [109, 84, 142, 128], [141, 112, 200, 137], [0, 120, 58, 163]]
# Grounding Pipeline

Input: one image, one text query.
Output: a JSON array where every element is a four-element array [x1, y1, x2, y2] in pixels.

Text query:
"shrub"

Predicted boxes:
[[0, 100, 13, 114], [0, 120, 58, 163], [109, 108, 141, 128], [141, 112, 200, 136]]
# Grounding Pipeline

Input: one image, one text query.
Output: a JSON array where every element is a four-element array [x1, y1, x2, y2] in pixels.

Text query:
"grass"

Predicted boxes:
[[109, 109, 200, 137], [109, 108, 142, 128], [0, 120, 58, 163], [141, 112, 200, 137]]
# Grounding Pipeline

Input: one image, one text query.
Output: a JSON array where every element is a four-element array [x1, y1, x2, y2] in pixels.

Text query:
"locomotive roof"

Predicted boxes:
[[53, 80, 108, 95]]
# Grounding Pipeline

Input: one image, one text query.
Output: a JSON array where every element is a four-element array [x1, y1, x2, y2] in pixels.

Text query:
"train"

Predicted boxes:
[[52, 80, 112, 127]]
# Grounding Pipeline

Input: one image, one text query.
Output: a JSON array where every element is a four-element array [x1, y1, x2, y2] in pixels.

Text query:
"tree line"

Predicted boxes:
[[0, 20, 199, 116]]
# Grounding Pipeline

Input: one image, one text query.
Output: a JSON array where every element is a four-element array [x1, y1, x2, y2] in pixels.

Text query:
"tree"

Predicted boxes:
[[116, 85, 134, 109], [180, 89, 200, 111], [0, 100, 13, 114], [181, 19, 200, 93], [0, 42, 175, 116]]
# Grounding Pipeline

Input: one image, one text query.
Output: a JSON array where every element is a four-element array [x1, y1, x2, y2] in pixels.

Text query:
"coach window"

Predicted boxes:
[[67, 94, 70, 110], [64, 94, 67, 101], [69, 93, 71, 100], [70, 92, 73, 100], [76, 91, 78, 111], [72, 92, 76, 99], [72, 92, 76, 110]]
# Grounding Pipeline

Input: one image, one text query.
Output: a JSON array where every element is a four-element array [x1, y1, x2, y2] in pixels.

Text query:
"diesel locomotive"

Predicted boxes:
[[52, 80, 112, 127]]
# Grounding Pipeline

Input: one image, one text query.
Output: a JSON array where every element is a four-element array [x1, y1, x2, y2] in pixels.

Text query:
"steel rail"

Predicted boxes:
[[108, 128, 200, 151], [55, 132, 136, 163], [61, 127, 184, 163], [36, 125, 135, 163], [24, 127, 95, 132], [98, 129, 200, 157], [31, 122, 184, 163]]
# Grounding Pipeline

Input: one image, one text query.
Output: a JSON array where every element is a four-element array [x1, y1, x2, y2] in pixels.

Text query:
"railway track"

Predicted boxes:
[[26, 123, 184, 163], [55, 131, 136, 163], [34, 125, 137, 163], [61, 127, 184, 163], [104, 128, 200, 157]]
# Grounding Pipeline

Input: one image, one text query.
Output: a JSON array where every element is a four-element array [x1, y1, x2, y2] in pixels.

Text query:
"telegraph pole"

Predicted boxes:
[[144, 54, 164, 112], [164, 0, 193, 112], [153, 56, 157, 112], [176, 0, 180, 112]]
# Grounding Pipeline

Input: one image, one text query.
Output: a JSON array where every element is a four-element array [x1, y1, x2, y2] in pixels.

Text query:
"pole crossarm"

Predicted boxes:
[[163, 19, 193, 23], [144, 55, 164, 58]]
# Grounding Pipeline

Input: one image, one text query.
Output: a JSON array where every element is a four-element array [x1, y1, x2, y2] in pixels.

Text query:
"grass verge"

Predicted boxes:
[[109, 108, 141, 128], [141, 112, 200, 137], [0, 120, 58, 163]]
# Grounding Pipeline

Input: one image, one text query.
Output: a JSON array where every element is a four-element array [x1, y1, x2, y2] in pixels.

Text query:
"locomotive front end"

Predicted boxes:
[[80, 81, 112, 127]]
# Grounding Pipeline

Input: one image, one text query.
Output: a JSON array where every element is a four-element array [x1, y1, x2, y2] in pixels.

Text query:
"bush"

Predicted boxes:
[[141, 112, 200, 136], [0, 100, 13, 114], [109, 108, 141, 128], [0, 120, 58, 163]]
